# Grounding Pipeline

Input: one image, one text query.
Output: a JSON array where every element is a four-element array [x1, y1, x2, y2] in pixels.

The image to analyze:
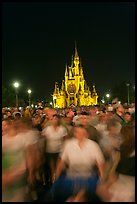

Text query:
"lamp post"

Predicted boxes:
[[13, 82, 20, 108], [126, 83, 130, 105], [50, 102, 53, 107], [27, 89, 32, 107], [106, 93, 110, 104]]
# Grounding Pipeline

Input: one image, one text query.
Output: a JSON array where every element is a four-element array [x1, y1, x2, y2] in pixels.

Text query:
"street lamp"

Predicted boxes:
[[106, 94, 110, 98], [13, 82, 20, 108], [27, 89, 32, 106], [126, 83, 130, 105], [101, 97, 105, 104], [106, 93, 110, 104]]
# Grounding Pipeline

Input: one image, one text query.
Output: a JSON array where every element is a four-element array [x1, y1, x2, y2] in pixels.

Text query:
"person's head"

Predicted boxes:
[[46, 109, 57, 120], [99, 112, 108, 123], [6, 111, 12, 117], [51, 114, 61, 126], [2, 119, 13, 135], [116, 105, 124, 115], [63, 115, 72, 125], [66, 110, 75, 119], [73, 125, 89, 141], [89, 107, 97, 115], [124, 112, 132, 123], [14, 112, 22, 120], [78, 112, 89, 127], [107, 119, 122, 136], [14, 118, 33, 133]]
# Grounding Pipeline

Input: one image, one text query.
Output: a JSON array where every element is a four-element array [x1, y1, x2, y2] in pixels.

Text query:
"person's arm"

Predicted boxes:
[[26, 144, 38, 185], [95, 144, 106, 181], [55, 158, 66, 179], [2, 161, 26, 189], [97, 161, 106, 181]]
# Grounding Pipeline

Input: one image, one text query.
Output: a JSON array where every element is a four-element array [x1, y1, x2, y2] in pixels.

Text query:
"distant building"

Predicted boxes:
[[53, 44, 98, 108]]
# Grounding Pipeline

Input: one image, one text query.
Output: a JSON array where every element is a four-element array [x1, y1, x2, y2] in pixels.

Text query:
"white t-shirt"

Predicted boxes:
[[42, 125, 67, 153], [61, 138, 105, 178], [108, 174, 135, 202], [2, 129, 39, 171]]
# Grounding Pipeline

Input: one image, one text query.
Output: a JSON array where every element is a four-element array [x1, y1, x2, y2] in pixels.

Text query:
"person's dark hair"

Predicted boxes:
[[80, 111, 89, 116], [14, 112, 22, 118], [120, 125, 135, 158], [124, 112, 131, 116]]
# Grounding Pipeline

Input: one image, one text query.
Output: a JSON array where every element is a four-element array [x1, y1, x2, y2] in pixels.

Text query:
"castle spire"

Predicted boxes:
[[69, 67, 72, 79], [92, 84, 97, 95], [61, 80, 65, 91], [54, 82, 58, 94], [74, 41, 79, 58], [65, 64, 68, 76], [71, 55, 73, 67], [74, 41, 79, 70]]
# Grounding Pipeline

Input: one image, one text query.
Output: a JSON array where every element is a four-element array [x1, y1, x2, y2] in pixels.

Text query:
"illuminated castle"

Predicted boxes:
[[53, 44, 98, 108]]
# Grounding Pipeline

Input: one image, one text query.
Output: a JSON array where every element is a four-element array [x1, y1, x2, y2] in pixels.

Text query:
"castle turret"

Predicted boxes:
[[65, 64, 68, 76], [74, 42, 80, 75]]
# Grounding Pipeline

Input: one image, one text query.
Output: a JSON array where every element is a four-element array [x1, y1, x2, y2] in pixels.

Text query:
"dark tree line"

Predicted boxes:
[[2, 85, 30, 107]]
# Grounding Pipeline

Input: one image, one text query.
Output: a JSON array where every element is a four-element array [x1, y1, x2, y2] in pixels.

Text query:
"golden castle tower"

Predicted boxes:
[[53, 44, 98, 108]]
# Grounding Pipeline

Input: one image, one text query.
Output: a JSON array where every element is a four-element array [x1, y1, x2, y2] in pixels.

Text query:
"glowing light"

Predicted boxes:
[[27, 89, 32, 94], [13, 82, 20, 88], [50, 102, 53, 105], [106, 94, 110, 98]]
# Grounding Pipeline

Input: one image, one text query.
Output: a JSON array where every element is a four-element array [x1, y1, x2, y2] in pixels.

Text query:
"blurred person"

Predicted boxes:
[[116, 125, 135, 176], [72, 109, 81, 125], [48, 125, 105, 202], [99, 119, 122, 159], [42, 109, 57, 129], [121, 112, 132, 126], [6, 110, 14, 119], [2, 120, 28, 201], [2, 119, 13, 136], [95, 112, 108, 133], [32, 115, 42, 131], [42, 114, 68, 184], [13, 118, 41, 201], [77, 112, 100, 142], [63, 114, 73, 134], [13, 112, 22, 120], [24, 106, 31, 118], [113, 104, 125, 124], [96, 126, 135, 202]]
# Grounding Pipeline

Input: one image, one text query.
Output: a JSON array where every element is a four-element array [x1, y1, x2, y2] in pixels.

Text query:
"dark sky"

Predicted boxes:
[[2, 2, 135, 101]]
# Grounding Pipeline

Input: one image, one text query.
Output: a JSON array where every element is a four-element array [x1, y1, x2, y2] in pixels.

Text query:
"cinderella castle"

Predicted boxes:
[[52, 44, 98, 108]]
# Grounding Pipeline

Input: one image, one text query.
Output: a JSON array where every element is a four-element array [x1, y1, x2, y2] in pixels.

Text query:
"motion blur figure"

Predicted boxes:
[[96, 125, 135, 202], [2, 118, 40, 201], [48, 125, 105, 202], [42, 114, 67, 184]]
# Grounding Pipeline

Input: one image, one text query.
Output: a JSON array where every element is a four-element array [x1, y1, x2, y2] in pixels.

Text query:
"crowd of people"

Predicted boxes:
[[2, 99, 135, 202]]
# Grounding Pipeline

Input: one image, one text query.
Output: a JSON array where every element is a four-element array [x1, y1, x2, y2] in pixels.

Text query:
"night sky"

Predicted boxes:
[[2, 2, 135, 101]]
